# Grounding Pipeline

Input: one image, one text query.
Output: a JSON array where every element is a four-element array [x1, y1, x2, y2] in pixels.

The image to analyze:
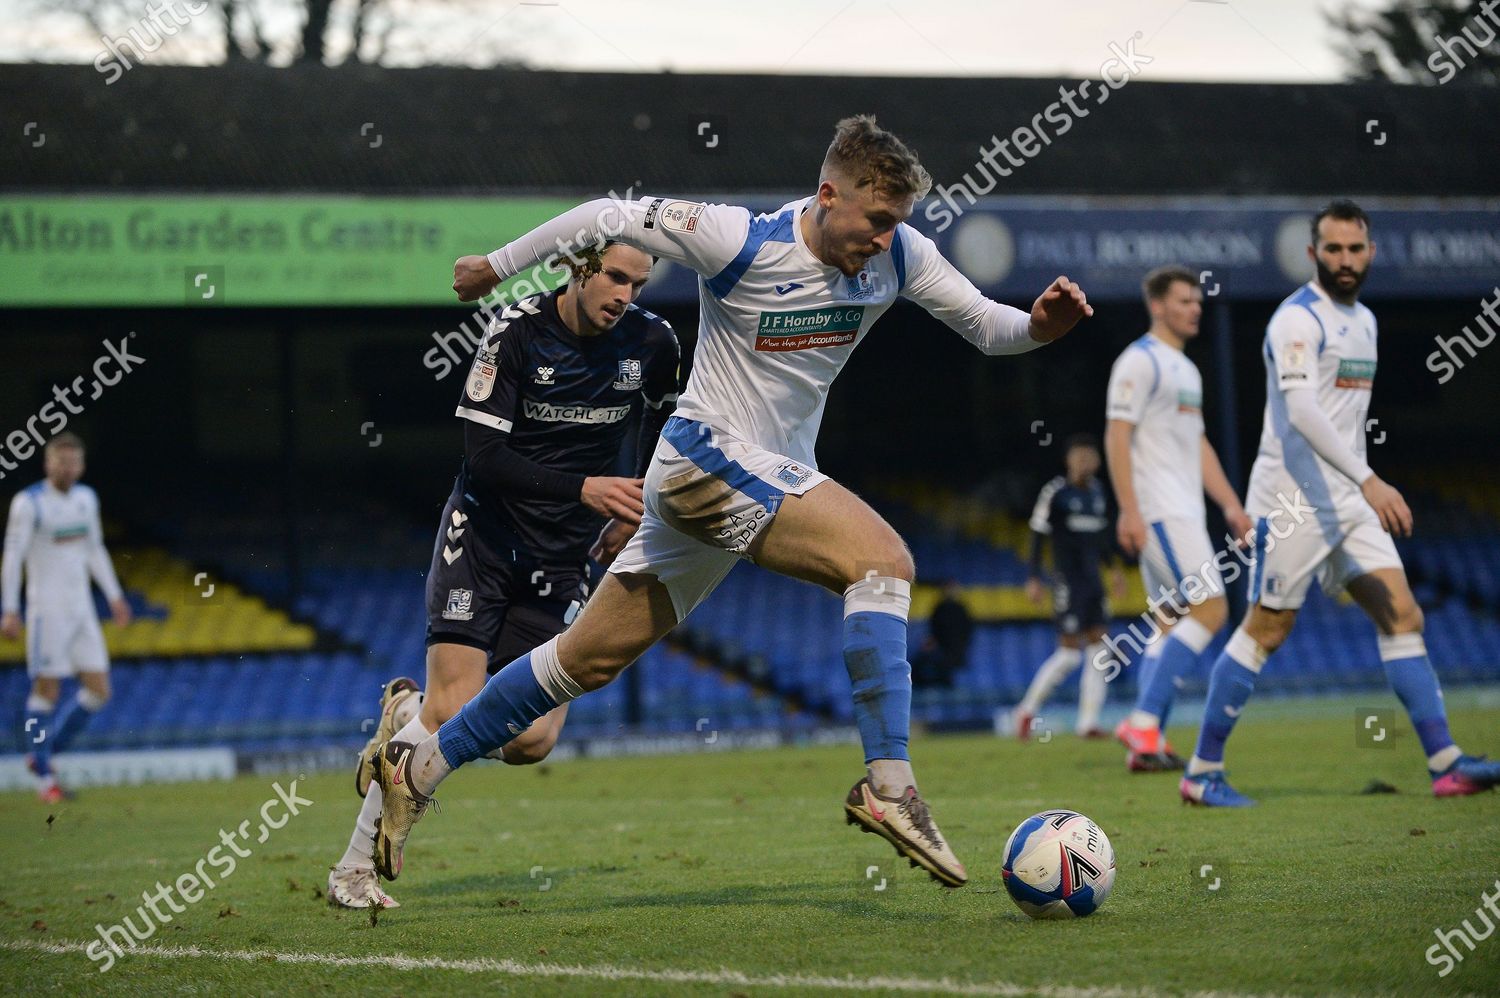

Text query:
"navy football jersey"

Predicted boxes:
[[1028, 475, 1114, 584], [456, 291, 679, 560]]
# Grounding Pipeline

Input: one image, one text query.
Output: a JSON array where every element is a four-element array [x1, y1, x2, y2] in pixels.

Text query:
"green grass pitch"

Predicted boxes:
[[3, 697, 1499, 996]]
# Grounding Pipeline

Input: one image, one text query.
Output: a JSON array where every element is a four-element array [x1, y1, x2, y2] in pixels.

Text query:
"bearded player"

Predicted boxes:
[[1182, 200, 1500, 806], [372, 115, 1093, 889]]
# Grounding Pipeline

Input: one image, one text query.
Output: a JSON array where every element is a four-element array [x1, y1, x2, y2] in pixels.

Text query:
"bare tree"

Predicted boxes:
[[16, 0, 530, 67], [1329, 0, 1500, 85]]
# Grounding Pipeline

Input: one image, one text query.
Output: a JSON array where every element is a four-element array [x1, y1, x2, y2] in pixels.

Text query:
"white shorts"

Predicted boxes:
[[609, 416, 828, 621], [1249, 510, 1402, 610], [26, 609, 109, 679], [1139, 517, 1227, 611]]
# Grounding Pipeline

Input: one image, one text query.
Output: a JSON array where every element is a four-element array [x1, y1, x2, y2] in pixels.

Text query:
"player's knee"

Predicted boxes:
[[1191, 596, 1228, 633], [31, 677, 60, 702], [1389, 601, 1424, 636], [1245, 605, 1294, 651], [851, 534, 915, 587], [419, 682, 480, 728]]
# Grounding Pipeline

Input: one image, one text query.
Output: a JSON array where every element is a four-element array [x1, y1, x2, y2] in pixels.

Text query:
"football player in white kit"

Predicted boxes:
[[370, 116, 1094, 889], [1182, 200, 1500, 806], [2, 433, 132, 802], [1105, 266, 1252, 772]]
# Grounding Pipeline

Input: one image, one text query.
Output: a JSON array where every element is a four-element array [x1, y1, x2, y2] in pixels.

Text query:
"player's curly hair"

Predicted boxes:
[[821, 115, 932, 201], [557, 239, 657, 284]]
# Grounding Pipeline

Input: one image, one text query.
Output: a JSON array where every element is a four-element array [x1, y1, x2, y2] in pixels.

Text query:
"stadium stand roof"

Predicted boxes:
[[2, 64, 1496, 196]]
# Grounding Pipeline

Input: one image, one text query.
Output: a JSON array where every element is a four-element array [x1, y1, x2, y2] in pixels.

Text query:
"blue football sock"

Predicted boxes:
[[438, 652, 557, 768], [49, 690, 102, 754], [1192, 628, 1268, 767], [437, 637, 582, 769], [843, 577, 914, 764], [1378, 634, 1454, 763], [1135, 618, 1214, 727], [23, 695, 55, 776]]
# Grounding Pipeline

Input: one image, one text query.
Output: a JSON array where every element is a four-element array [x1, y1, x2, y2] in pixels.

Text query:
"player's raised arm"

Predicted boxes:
[[896, 225, 1091, 354], [1267, 307, 1411, 536], [453, 197, 750, 302]]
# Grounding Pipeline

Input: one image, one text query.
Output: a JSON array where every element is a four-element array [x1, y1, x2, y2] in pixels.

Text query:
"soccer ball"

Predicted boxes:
[[1001, 809, 1116, 919]]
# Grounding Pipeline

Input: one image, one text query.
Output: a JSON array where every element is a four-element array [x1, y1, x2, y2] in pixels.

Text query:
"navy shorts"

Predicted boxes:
[[1052, 576, 1108, 636], [424, 491, 590, 674]]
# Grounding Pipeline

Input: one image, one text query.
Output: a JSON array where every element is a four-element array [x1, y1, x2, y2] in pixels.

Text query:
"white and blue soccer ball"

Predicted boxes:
[[1001, 809, 1116, 919]]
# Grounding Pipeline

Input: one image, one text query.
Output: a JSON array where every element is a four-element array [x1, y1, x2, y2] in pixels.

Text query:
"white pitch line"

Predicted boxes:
[[0, 938, 1299, 998]]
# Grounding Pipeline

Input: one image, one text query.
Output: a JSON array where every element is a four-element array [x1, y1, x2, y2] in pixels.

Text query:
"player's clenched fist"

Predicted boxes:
[[1029, 276, 1095, 343], [453, 255, 501, 302]]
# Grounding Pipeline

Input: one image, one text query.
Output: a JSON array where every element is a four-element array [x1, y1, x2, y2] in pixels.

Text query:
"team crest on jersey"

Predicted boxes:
[[1177, 388, 1202, 413], [443, 588, 474, 621], [466, 361, 497, 402], [772, 460, 814, 489], [533, 365, 556, 385], [845, 269, 876, 302], [614, 359, 643, 390]]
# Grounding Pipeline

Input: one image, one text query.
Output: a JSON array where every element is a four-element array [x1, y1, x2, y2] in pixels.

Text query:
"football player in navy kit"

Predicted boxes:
[[1014, 435, 1125, 741], [328, 241, 679, 907]]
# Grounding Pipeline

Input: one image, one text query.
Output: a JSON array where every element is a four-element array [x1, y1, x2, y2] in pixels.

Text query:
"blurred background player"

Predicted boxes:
[[1, 433, 132, 803], [1013, 434, 1125, 740], [372, 115, 1093, 890], [327, 242, 679, 907], [911, 580, 972, 689], [1106, 265, 1252, 772], [1183, 200, 1500, 807]]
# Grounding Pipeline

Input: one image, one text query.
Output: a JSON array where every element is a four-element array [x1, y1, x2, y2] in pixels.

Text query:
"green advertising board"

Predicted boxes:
[[0, 196, 580, 306]]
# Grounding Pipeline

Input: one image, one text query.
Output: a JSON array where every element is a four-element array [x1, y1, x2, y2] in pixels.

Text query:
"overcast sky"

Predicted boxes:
[[3, 0, 1386, 82]]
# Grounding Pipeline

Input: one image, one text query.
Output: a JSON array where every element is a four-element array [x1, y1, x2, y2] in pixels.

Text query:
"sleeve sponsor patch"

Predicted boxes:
[[658, 201, 704, 234], [1279, 339, 1310, 382], [466, 361, 497, 402]]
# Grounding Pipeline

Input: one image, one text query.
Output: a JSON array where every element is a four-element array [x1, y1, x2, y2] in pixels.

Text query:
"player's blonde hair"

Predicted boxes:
[[820, 115, 932, 201], [44, 431, 84, 454]]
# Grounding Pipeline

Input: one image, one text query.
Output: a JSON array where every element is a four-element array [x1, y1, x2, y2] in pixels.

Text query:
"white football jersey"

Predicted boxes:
[[1246, 281, 1377, 525], [1, 481, 122, 617], [487, 195, 1037, 466], [1105, 334, 1205, 522]]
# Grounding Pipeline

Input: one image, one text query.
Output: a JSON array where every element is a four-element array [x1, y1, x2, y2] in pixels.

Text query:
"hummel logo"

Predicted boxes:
[[774, 282, 804, 296]]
